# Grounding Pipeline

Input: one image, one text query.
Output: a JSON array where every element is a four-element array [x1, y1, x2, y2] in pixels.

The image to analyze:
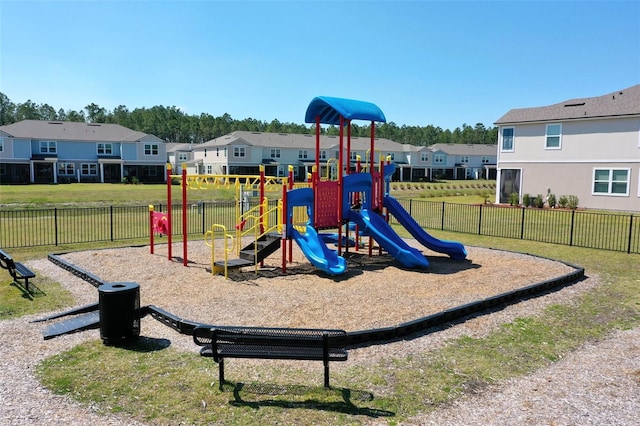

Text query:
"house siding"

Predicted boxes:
[[0, 120, 167, 184], [496, 85, 640, 211]]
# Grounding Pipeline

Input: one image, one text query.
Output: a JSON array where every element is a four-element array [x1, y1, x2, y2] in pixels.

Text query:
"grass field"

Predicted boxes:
[[28, 234, 640, 425], [2, 183, 638, 424], [0, 180, 496, 208]]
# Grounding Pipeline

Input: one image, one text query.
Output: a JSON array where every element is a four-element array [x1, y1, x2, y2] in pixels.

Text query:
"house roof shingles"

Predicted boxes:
[[197, 131, 406, 152], [0, 120, 162, 142], [495, 84, 640, 125]]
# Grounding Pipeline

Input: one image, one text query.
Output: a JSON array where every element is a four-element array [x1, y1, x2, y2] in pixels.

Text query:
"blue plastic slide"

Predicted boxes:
[[291, 225, 347, 275], [384, 195, 467, 260], [347, 209, 429, 268]]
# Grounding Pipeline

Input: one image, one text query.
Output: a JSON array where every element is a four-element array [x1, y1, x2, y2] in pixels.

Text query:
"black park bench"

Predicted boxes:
[[0, 249, 36, 293], [193, 325, 348, 390]]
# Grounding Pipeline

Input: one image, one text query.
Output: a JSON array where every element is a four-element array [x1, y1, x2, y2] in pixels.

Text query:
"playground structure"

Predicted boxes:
[[151, 96, 467, 277]]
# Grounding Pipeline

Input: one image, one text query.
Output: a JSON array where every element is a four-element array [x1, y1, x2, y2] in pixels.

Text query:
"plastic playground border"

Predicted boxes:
[[44, 246, 585, 348]]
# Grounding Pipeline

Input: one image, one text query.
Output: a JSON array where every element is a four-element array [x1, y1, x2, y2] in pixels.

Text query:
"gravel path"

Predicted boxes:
[[1, 243, 638, 425]]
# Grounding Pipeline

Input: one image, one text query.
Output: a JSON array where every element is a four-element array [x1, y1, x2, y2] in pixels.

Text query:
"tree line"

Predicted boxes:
[[0, 92, 498, 146]]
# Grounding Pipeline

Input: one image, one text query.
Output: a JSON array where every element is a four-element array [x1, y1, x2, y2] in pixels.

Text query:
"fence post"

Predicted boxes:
[[478, 204, 483, 235], [628, 214, 634, 254], [520, 207, 525, 240], [569, 209, 575, 246], [110, 206, 114, 241], [54, 208, 58, 246], [441, 201, 445, 231], [201, 202, 206, 234]]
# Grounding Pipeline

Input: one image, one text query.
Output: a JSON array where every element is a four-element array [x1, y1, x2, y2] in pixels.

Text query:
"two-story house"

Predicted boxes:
[[183, 131, 416, 182], [0, 120, 167, 184], [170, 130, 497, 183], [495, 84, 640, 211]]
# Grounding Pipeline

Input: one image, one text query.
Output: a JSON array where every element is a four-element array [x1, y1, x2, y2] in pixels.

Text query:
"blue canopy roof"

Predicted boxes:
[[304, 96, 386, 125]]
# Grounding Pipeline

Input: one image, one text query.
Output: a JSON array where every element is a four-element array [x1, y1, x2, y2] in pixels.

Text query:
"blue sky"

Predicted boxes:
[[1, 0, 639, 130]]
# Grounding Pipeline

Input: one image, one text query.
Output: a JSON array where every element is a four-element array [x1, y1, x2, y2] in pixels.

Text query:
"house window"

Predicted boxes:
[[460, 156, 469, 163], [593, 168, 629, 196], [420, 152, 429, 162], [143, 166, 158, 176], [233, 147, 245, 157], [81, 163, 98, 175], [97, 143, 113, 155], [298, 150, 308, 159], [271, 149, 281, 158], [501, 127, 514, 152], [546, 124, 562, 149], [350, 151, 359, 161], [434, 154, 445, 163], [177, 152, 188, 161], [386, 153, 395, 161], [482, 156, 490, 164], [320, 150, 327, 160], [58, 162, 75, 175], [40, 141, 57, 154], [0, 139, 4, 152], [206, 165, 213, 174], [144, 144, 159, 156]]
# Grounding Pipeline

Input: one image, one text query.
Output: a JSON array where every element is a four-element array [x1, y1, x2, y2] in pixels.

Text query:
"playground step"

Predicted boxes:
[[214, 258, 255, 269], [238, 233, 280, 263]]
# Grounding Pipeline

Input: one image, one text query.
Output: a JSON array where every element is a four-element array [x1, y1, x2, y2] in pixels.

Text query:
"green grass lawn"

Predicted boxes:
[[25, 233, 640, 425], [3, 180, 639, 424], [0, 180, 495, 209]]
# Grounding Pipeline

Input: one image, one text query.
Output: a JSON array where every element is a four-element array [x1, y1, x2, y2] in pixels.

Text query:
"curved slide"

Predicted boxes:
[[291, 225, 347, 275], [347, 209, 429, 269], [384, 195, 467, 260]]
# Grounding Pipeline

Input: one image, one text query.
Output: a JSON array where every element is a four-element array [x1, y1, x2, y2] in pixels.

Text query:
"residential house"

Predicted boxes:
[[495, 84, 640, 211], [169, 130, 496, 183], [0, 120, 167, 184], [414, 143, 497, 181]]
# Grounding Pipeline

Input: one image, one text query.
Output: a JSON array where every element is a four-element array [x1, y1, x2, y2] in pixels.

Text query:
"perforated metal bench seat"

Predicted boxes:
[[193, 325, 348, 389], [0, 249, 36, 292]]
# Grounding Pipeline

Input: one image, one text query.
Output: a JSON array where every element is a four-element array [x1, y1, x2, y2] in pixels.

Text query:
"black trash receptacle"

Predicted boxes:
[[98, 282, 140, 345]]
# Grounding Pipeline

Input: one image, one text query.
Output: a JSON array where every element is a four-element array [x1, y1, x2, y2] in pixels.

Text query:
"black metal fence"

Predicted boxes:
[[392, 199, 640, 254], [1, 199, 638, 254]]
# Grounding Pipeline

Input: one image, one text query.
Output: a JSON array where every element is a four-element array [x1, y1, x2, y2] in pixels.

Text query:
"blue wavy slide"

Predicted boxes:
[[291, 224, 347, 275], [384, 195, 467, 260], [346, 209, 429, 269]]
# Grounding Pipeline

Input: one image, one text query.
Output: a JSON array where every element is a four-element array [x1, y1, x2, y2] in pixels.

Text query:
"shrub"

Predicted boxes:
[[483, 191, 493, 204], [509, 192, 519, 206], [567, 195, 579, 210], [121, 177, 129, 184], [547, 193, 557, 208], [534, 194, 544, 208], [558, 195, 568, 208], [523, 193, 531, 207]]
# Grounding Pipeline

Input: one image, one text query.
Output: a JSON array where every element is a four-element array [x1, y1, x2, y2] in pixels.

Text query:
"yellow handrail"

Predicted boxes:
[[204, 224, 235, 279]]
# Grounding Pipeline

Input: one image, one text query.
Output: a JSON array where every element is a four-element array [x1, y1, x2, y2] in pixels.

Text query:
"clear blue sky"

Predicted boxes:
[[1, 0, 639, 131]]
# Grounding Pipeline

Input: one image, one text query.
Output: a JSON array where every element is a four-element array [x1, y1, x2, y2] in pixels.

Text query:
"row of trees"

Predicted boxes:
[[0, 93, 498, 145]]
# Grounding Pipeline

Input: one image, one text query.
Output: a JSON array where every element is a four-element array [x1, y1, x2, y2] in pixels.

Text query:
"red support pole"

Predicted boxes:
[[370, 121, 376, 177], [281, 181, 287, 274], [182, 167, 188, 267], [338, 116, 345, 255], [346, 120, 351, 176], [259, 166, 265, 235], [166, 164, 173, 261], [288, 166, 294, 263], [314, 115, 320, 228], [149, 205, 155, 254]]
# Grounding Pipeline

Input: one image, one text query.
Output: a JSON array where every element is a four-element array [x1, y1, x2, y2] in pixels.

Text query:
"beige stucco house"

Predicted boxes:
[[168, 131, 496, 183], [495, 84, 640, 211]]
